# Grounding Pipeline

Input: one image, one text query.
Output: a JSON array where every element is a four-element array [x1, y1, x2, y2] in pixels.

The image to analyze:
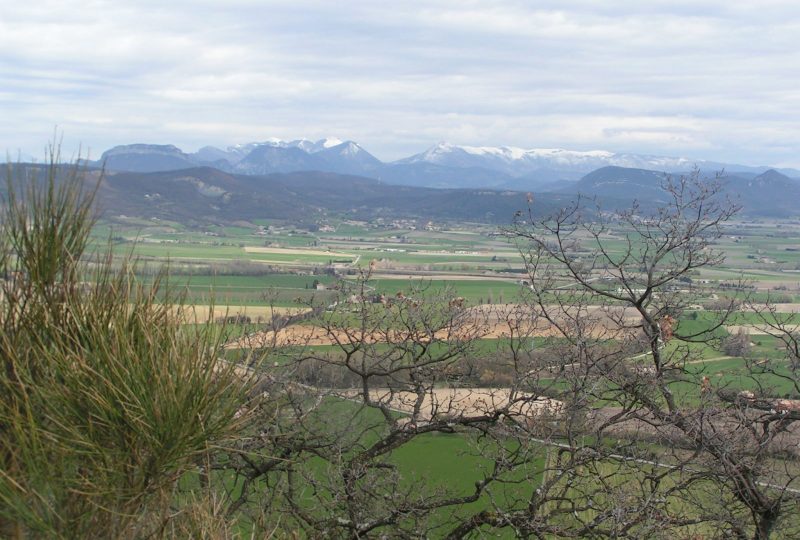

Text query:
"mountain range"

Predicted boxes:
[[7, 139, 800, 225], [91, 139, 800, 191]]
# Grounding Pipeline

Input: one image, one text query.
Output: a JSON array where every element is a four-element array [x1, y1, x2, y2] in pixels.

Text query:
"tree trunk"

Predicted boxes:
[[754, 508, 778, 540]]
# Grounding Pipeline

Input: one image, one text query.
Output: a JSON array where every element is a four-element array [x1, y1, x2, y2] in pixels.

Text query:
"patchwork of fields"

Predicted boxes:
[[96, 215, 800, 537]]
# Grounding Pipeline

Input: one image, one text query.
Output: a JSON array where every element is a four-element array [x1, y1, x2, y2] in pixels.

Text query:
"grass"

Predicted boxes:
[[214, 388, 800, 537], [137, 273, 339, 307], [115, 242, 356, 264], [221, 396, 546, 537], [354, 277, 527, 303]]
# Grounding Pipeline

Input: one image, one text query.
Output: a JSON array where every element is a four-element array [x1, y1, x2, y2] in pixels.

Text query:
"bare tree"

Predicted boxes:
[[503, 171, 799, 539], [217, 260, 732, 537], [218, 275, 611, 537], [723, 328, 752, 357], [183, 170, 799, 538]]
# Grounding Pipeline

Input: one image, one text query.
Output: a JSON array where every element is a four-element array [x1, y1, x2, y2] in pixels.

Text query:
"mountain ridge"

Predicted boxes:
[[6, 162, 798, 226], [554, 166, 800, 218], [89, 139, 800, 191]]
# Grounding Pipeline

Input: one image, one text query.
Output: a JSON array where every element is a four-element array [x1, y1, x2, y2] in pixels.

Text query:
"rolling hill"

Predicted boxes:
[[7, 160, 799, 228], [87, 167, 560, 225], [553, 166, 800, 217]]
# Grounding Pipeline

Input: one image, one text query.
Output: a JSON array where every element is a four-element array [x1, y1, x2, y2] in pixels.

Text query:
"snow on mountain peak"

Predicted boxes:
[[415, 142, 617, 162], [229, 137, 348, 154], [399, 142, 702, 175], [320, 137, 344, 149], [418, 141, 456, 160]]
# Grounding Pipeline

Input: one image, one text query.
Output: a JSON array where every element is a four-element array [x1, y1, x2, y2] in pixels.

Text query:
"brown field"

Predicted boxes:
[[339, 387, 562, 422], [725, 324, 800, 336], [741, 303, 800, 313], [170, 304, 309, 323], [226, 304, 641, 349]]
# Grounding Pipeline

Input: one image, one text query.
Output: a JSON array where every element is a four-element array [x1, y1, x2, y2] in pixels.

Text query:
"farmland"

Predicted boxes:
[[88, 211, 800, 538], [6, 161, 800, 538], [94, 214, 800, 323]]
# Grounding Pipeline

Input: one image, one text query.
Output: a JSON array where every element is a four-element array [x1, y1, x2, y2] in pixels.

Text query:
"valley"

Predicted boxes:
[[6, 152, 800, 538], [7, 2, 800, 536]]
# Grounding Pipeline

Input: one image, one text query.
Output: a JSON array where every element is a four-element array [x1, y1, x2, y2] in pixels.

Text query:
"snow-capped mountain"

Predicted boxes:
[[312, 140, 382, 175], [234, 145, 319, 175], [90, 139, 800, 192], [398, 142, 701, 177], [230, 137, 344, 155], [231, 139, 380, 175], [30, 137, 798, 219], [296, 137, 345, 153], [192, 138, 345, 167], [94, 138, 381, 176]]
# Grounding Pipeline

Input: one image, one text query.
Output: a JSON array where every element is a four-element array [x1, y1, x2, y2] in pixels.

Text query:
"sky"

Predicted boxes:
[[2, 0, 800, 167]]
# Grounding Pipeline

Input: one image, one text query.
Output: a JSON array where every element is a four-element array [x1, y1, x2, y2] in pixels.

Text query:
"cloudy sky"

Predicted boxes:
[[2, 0, 800, 166]]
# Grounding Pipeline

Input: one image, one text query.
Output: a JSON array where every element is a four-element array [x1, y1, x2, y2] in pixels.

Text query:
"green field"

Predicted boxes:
[[90, 214, 800, 537]]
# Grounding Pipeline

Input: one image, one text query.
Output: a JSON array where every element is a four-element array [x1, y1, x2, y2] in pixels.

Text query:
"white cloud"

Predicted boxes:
[[1, 0, 800, 166]]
